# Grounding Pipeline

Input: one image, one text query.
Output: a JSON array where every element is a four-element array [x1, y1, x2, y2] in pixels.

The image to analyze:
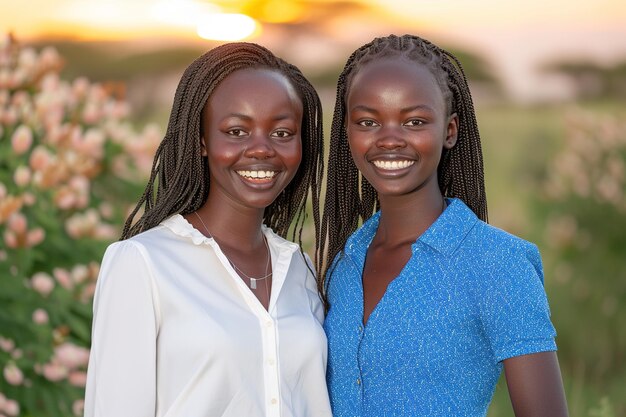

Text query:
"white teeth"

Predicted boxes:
[[237, 170, 277, 179], [372, 160, 414, 170]]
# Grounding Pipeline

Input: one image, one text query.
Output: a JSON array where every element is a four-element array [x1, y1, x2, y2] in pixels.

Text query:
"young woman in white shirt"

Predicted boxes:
[[84, 42, 331, 417]]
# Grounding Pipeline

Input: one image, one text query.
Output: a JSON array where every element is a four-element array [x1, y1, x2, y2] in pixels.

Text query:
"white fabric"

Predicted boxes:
[[84, 214, 331, 417]]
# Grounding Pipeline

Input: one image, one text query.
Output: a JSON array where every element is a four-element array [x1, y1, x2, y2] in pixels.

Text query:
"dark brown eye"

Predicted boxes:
[[404, 119, 424, 127], [227, 129, 246, 137], [358, 120, 378, 127], [271, 130, 292, 138]]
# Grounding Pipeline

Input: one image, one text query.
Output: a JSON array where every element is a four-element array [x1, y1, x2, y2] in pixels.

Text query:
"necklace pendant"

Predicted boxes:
[[250, 278, 257, 290]]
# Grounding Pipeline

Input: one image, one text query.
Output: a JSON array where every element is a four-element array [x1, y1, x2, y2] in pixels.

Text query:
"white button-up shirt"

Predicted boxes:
[[84, 215, 331, 417]]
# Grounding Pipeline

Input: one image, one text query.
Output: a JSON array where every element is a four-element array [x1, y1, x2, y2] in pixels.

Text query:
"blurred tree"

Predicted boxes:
[[541, 59, 626, 100], [28, 40, 210, 83]]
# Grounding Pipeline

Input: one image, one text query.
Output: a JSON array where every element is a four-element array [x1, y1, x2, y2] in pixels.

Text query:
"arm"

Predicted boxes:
[[504, 351, 569, 417], [84, 241, 160, 417]]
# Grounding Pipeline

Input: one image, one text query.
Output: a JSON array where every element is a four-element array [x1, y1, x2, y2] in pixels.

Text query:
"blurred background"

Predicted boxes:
[[1, 0, 625, 416]]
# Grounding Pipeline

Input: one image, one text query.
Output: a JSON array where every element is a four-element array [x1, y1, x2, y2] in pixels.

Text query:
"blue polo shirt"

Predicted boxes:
[[324, 198, 557, 417]]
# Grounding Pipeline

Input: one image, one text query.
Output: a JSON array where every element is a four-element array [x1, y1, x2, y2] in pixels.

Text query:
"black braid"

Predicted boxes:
[[317, 34, 488, 309], [122, 42, 324, 256]]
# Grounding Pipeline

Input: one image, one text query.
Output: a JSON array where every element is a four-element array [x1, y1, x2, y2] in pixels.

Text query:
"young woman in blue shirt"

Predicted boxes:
[[317, 34, 568, 417]]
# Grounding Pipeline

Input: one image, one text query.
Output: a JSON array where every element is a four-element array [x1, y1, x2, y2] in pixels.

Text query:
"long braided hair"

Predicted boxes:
[[122, 42, 323, 248], [317, 34, 488, 304]]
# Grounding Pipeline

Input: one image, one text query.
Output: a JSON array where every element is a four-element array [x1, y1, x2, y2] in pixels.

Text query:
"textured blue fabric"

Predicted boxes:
[[324, 198, 557, 417]]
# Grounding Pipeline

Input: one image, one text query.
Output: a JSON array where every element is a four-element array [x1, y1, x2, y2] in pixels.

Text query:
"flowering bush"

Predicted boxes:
[[538, 108, 626, 394], [0, 34, 161, 416]]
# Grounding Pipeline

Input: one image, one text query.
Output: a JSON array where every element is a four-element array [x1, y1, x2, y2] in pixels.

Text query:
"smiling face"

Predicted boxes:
[[346, 57, 458, 200], [202, 68, 303, 211]]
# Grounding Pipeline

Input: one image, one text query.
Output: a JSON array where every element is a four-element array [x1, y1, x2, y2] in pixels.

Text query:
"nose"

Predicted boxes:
[[376, 126, 406, 150], [244, 132, 276, 159]]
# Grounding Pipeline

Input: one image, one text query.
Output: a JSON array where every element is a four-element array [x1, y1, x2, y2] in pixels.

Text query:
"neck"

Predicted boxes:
[[196, 195, 266, 251], [376, 188, 446, 246]]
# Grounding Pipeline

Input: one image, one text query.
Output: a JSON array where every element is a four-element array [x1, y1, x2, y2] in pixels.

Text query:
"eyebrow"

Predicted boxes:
[[349, 104, 436, 114]]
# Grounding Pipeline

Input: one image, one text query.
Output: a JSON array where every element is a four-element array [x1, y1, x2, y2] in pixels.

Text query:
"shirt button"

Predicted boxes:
[[356, 378, 361, 385], [358, 325, 363, 332], [268, 358, 275, 365], [266, 321, 273, 328], [271, 398, 278, 405]]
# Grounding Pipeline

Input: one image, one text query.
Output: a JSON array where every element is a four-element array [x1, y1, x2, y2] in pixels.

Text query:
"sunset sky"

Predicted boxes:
[[1, 0, 626, 101]]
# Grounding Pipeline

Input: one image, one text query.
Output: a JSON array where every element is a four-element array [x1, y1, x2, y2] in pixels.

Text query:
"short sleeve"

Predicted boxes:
[[84, 240, 160, 417], [479, 242, 557, 362]]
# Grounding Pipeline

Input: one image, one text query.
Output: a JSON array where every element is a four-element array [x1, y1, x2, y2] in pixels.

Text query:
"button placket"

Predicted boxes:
[[262, 316, 281, 417]]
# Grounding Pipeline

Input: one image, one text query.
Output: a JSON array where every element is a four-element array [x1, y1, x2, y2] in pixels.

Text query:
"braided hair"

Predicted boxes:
[[317, 34, 488, 304], [121, 42, 323, 250]]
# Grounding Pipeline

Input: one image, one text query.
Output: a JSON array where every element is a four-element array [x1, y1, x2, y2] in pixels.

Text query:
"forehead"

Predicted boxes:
[[209, 68, 302, 110], [347, 57, 444, 109]]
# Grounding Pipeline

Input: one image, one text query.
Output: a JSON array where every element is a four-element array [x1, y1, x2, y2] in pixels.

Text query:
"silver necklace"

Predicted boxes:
[[193, 212, 272, 290]]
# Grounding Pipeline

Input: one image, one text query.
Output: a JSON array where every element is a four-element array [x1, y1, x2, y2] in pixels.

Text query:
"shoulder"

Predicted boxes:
[[469, 220, 541, 267], [436, 199, 543, 284], [458, 220, 546, 296]]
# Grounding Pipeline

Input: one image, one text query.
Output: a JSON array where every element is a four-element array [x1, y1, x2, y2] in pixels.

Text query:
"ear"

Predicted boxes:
[[200, 135, 208, 156], [443, 112, 459, 150]]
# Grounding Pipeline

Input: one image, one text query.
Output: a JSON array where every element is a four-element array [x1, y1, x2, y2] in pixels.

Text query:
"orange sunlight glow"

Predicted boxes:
[[7, 0, 260, 42], [196, 13, 260, 41], [152, 0, 221, 27]]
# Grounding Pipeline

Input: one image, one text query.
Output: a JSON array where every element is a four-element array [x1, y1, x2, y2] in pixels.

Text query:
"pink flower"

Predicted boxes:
[[40, 73, 60, 92], [94, 223, 117, 239], [54, 267, 73, 289], [13, 165, 31, 187], [72, 399, 85, 416], [71, 264, 89, 284], [10, 125, 32, 155], [56, 189, 77, 210], [18, 47, 37, 69], [7, 213, 27, 234], [32, 308, 49, 324], [0, 182, 6, 199], [42, 361, 68, 382], [3, 398, 20, 416], [0, 337, 14, 352], [3, 363, 23, 386], [11, 91, 29, 107], [31, 272, 55, 297], [81, 282, 97, 302], [99, 202, 114, 219], [70, 175, 90, 196], [82, 102, 100, 124], [26, 227, 45, 246], [3, 231, 18, 249], [29, 146, 51, 172], [2, 107, 17, 125], [72, 77, 89, 98], [39, 46, 61, 70], [79, 128, 105, 158], [22, 192, 36, 206], [68, 370, 87, 387], [55, 343, 90, 369]]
